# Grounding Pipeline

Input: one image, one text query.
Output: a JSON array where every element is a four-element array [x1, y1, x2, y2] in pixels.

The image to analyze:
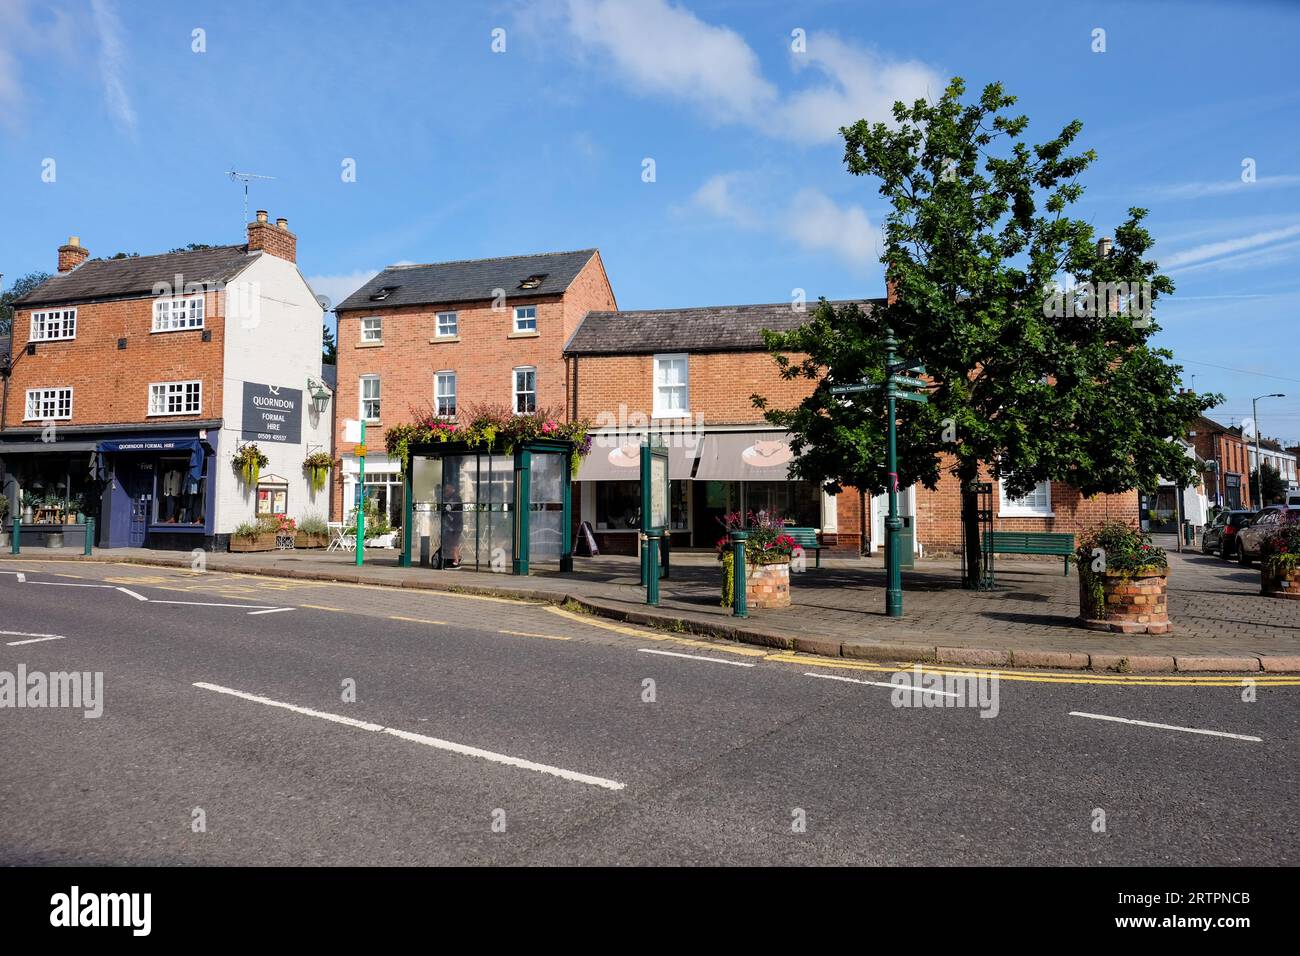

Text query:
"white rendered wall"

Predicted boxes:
[[213, 253, 329, 534]]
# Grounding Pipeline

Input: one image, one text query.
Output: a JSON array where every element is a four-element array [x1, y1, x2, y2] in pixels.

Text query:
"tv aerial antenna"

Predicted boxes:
[[228, 169, 276, 226]]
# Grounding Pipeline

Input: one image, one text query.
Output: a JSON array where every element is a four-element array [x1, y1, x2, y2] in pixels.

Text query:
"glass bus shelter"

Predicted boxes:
[[400, 438, 573, 575]]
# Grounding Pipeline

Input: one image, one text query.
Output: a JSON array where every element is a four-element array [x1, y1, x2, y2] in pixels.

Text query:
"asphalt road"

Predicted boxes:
[[1, 560, 1297, 865]]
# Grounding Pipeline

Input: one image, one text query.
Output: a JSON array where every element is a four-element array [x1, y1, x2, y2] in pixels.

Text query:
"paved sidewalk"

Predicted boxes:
[[4, 545, 1297, 673]]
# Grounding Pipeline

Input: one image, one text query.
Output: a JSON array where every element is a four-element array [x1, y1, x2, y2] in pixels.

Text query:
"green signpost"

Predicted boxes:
[[640, 440, 669, 605], [831, 328, 927, 618]]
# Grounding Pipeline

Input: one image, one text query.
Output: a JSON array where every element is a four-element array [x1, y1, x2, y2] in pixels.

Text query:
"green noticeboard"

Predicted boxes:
[[640, 441, 670, 595]]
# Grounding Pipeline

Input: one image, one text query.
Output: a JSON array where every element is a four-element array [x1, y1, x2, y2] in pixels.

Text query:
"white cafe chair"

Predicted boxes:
[[327, 522, 355, 552]]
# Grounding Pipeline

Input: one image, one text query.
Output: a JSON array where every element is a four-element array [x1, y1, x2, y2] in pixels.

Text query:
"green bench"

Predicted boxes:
[[783, 526, 822, 569], [982, 531, 1076, 575]]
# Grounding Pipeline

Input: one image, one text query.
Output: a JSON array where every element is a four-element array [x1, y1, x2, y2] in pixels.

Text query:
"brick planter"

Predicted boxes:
[[293, 531, 329, 549], [1261, 567, 1300, 600], [1078, 567, 1171, 635], [745, 561, 791, 609]]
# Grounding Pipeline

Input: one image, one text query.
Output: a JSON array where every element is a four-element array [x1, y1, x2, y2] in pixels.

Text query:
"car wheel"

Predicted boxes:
[[1237, 543, 1251, 566], [1219, 540, 1231, 560]]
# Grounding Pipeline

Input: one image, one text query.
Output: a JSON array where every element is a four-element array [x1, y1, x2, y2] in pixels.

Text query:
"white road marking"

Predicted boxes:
[[805, 671, 961, 697], [0, 571, 27, 582], [1069, 711, 1262, 742], [637, 648, 755, 667], [246, 607, 294, 616], [192, 682, 626, 791], [149, 599, 278, 611], [27, 581, 112, 588], [116, 587, 149, 601], [2, 629, 68, 646]]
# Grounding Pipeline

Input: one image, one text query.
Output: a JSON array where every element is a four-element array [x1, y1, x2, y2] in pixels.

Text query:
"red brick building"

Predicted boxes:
[[1189, 414, 1253, 510], [330, 250, 616, 525], [565, 301, 1136, 556], [0, 213, 329, 550]]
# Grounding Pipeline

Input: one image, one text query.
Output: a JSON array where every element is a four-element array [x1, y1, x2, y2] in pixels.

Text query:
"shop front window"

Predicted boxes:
[[155, 457, 206, 525], [594, 480, 688, 531], [14, 453, 94, 524], [745, 480, 821, 528], [595, 481, 640, 530]]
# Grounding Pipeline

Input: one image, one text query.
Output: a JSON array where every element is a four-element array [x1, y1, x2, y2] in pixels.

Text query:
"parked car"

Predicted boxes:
[[1201, 509, 1256, 559], [1235, 505, 1300, 565]]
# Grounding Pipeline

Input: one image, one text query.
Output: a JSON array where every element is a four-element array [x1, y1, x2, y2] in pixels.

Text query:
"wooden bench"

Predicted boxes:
[[783, 526, 822, 569], [982, 531, 1076, 575]]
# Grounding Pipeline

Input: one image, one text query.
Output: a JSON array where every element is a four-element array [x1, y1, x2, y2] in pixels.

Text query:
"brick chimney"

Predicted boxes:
[[57, 236, 89, 272], [246, 210, 297, 263]]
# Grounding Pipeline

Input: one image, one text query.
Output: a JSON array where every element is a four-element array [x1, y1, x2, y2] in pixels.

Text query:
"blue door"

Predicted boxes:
[[126, 464, 153, 547]]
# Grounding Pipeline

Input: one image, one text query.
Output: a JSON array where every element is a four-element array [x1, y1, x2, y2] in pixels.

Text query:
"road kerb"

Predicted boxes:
[[3, 552, 1293, 675]]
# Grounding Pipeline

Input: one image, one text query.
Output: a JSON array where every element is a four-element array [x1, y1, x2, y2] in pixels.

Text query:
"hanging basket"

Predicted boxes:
[[303, 451, 333, 493], [233, 444, 269, 486]]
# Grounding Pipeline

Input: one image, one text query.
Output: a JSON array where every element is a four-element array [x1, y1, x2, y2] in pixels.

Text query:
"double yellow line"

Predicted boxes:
[[768, 653, 1300, 687]]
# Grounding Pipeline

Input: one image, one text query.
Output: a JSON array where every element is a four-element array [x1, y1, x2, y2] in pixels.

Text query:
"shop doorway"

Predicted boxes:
[[125, 462, 153, 547]]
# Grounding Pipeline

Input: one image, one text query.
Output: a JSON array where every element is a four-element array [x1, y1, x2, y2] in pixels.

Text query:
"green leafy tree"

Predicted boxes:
[[0, 271, 54, 338], [758, 79, 1218, 586], [1257, 460, 1286, 506], [322, 323, 337, 365]]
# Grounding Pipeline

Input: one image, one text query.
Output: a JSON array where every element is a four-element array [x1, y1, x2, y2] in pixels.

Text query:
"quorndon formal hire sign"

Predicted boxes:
[[241, 382, 302, 444]]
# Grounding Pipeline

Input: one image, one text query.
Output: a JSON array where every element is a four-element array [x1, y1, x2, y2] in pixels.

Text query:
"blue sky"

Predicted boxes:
[[2, 0, 1298, 443]]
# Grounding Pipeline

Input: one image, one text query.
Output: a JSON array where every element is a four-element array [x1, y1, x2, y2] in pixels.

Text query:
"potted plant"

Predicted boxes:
[[233, 444, 269, 486], [229, 516, 279, 552], [303, 451, 333, 494], [44, 494, 65, 547], [716, 510, 796, 610], [363, 511, 396, 548], [20, 492, 36, 524], [1260, 521, 1300, 600], [1076, 523, 1171, 634], [294, 513, 330, 549]]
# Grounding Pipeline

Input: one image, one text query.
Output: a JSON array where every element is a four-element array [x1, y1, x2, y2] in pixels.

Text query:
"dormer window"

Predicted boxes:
[[369, 286, 400, 301], [153, 295, 204, 332], [517, 274, 547, 290]]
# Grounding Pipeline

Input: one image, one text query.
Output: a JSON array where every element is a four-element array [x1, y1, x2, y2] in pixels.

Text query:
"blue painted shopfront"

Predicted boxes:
[[97, 432, 219, 549]]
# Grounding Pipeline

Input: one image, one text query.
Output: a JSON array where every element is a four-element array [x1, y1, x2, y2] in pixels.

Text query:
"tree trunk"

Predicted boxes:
[[958, 465, 982, 590]]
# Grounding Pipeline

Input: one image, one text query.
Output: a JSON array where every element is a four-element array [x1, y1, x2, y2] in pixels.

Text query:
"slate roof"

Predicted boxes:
[[334, 249, 599, 312], [564, 300, 880, 355], [13, 245, 259, 308]]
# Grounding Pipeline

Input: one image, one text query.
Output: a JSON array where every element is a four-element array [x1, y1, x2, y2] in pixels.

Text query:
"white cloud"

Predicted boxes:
[[567, 0, 774, 125], [1160, 223, 1300, 270], [688, 172, 758, 226], [0, 3, 100, 128], [564, 0, 941, 143], [1151, 174, 1300, 200], [1166, 237, 1300, 276], [784, 187, 878, 265], [89, 0, 135, 133], [776, 34, 938, 141], [306, 269, 381, 312]]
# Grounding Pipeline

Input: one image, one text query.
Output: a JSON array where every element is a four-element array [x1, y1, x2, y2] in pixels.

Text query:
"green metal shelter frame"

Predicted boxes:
[[399, 437, 574, 575]]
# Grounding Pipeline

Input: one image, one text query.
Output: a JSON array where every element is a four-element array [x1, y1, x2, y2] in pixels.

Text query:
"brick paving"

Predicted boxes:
[[5, 545, 1297, 670]]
